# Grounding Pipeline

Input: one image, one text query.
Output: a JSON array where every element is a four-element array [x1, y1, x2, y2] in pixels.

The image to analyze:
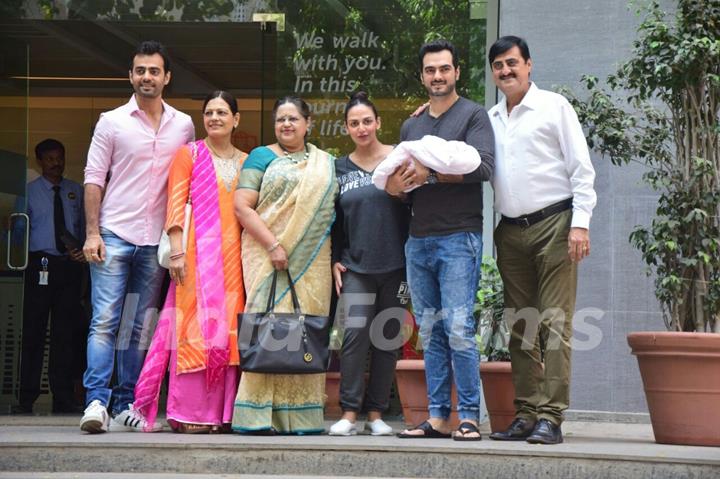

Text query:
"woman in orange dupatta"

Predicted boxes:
[[132, 91, 247, 433]]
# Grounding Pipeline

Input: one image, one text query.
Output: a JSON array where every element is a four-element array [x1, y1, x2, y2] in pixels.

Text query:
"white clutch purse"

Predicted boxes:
[[157, 201, 191, 269], [157, 142, 197, 269]]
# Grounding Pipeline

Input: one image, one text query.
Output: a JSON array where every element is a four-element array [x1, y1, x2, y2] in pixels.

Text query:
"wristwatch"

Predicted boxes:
[[426, 169, 438, 185]]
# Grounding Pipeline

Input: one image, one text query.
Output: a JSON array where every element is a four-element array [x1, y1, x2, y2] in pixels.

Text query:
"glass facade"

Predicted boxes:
[[0, 0, 498, 411], [3, 0, 496, 154]]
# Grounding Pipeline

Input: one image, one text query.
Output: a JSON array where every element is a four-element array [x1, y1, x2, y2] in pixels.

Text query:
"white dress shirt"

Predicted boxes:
[[489, 82, 596, 229]]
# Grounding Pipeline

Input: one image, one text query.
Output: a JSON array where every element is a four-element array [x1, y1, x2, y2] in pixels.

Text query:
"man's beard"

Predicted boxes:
[[427, 82, 455, 97], [134, 83, 161, 98]]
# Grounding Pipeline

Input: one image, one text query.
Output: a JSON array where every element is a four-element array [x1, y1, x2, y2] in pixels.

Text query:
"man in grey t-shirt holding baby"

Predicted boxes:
[[386, 39, 495, 441]]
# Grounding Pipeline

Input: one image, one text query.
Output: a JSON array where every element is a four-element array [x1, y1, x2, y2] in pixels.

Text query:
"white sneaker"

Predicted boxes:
[[79, 400, 109, 434], [365, 418, 393, 436], [109, 404, 163, 432], [329, 418, 357, 436]]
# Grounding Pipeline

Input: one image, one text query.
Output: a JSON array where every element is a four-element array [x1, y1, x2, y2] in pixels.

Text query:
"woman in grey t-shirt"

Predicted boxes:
[[329, 92, 411, 436]]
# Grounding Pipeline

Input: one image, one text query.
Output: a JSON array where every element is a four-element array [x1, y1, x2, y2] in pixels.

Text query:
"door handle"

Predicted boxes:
[[6, 212, 29, 271]]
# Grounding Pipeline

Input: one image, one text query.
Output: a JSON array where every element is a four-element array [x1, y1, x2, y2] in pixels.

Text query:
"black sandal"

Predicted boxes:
[[397, 420, 451, 439], [453, 421, 482, 441]]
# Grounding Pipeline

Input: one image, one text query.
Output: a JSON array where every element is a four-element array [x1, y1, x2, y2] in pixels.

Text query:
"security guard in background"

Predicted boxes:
[[15, 139, 86, 414]]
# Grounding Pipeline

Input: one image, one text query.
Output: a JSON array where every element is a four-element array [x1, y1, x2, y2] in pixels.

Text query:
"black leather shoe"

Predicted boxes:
[[489, 417, 536, 441], [526, 418, 563, 444]]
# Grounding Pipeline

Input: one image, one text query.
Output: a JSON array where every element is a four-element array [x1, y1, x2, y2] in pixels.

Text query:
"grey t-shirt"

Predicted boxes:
[[400, 96, 495, 237], [331, 154, 410, 274]]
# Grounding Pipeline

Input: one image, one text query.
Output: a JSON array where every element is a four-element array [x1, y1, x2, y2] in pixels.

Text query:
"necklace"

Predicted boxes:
[[206, 139, 241, 191], [278, 142, 310, 163], [212, 154, 240, 192], [206, 139, 237, 160]]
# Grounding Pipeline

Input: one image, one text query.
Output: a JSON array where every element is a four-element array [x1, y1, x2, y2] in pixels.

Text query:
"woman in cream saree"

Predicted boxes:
[[233, 96, 337, 434]]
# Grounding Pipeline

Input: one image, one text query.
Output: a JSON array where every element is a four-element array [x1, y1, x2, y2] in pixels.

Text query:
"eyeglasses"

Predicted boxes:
[[275, 116, 303, 124]]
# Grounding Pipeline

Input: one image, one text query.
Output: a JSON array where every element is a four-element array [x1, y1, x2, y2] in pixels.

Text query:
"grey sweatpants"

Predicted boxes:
[[335, 268, 409, 412]]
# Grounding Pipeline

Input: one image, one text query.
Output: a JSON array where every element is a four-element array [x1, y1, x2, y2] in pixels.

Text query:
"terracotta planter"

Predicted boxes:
[[628, 331, 720, 446], [324, 372, 343, 419], [395, 359, 515, 431], [480, 361, 515, 433], [394, 359, 457, 428]]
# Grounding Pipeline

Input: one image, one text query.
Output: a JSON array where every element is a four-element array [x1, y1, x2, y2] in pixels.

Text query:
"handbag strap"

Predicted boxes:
[[265, 269, 302, 314]]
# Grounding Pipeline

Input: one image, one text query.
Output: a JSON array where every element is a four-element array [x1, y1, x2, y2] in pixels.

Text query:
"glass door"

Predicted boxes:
[[0, 36, 29, 412], [0, 17, 274, 413]]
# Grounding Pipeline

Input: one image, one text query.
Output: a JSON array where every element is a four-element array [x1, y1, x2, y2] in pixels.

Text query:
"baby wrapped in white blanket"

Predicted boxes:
[[371, 134, 482, 192]]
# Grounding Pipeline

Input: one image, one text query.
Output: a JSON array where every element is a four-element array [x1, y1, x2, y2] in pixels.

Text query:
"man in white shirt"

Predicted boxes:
[[487, 36, 596, 445]]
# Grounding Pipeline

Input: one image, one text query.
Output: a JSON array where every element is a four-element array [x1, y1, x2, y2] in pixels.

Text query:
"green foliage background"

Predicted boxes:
[[271, 0, 487, 151], [562, 0, 720, 332]]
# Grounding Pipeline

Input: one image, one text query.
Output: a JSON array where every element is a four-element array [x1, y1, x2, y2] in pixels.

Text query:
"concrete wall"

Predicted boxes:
[[497, 0, 668, 413]]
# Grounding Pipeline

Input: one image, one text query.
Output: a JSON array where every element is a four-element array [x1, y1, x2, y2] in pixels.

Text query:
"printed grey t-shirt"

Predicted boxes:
[[331, 154, 410, 274]]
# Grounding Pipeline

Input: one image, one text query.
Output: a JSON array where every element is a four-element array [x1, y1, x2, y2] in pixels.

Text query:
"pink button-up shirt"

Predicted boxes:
[[84, 95, 195, 246]]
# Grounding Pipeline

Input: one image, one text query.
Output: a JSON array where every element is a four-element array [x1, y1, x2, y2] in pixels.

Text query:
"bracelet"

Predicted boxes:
[[169, 252, 185, 260], [267, 241, 281, 252]]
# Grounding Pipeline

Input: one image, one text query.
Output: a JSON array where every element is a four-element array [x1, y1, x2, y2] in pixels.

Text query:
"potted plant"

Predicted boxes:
[[324, 345, 343, 419], [395, 304, 436, 427], [395, 256, 514, 431], [562, 0, 720, 446], [475, 257, 514, 433]]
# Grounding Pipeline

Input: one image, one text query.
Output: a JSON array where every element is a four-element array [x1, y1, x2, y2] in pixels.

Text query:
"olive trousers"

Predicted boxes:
[[494, 209, 577, 426]]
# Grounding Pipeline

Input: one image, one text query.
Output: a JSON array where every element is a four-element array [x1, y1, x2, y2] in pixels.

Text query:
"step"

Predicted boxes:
[[0, 474, 402, 479], [0, 419, 718, 479]]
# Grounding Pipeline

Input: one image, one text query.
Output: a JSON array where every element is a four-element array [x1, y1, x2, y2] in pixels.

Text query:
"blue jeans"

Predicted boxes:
[[405, 232, 483, 422], [83, 228, 165, 414]]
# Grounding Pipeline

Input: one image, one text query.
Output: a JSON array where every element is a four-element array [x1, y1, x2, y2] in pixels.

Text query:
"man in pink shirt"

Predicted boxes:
[[79, 40, 194, 434]]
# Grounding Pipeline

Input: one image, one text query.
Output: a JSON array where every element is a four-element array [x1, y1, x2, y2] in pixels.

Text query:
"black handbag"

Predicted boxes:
[[238, 270, 330, 374]]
